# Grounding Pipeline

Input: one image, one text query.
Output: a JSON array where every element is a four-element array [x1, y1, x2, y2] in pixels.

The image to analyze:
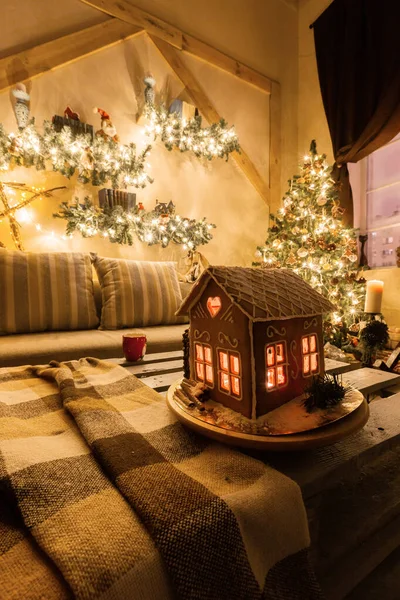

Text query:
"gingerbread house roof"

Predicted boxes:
[[176, 266, 336, 321]]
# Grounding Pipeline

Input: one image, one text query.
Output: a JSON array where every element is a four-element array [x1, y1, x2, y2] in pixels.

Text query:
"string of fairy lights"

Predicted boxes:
[[0, 77, 239, 250], [143, 103, 239, 160], [54, 199, 216, 251]]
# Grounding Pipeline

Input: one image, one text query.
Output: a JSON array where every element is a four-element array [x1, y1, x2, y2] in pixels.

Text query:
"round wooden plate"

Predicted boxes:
[[166, 380, 369, 452]]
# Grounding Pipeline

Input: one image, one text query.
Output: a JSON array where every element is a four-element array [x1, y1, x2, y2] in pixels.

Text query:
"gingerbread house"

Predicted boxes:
[[176, 266, 336, 419]]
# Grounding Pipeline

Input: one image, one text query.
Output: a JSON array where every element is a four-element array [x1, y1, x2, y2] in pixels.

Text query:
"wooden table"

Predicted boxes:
[[342, 367, 400, 397], [111, 352, 400, 399], [324, 357, 361, 375], [109, 351, 400, 598], [109, 350, 184, 394]]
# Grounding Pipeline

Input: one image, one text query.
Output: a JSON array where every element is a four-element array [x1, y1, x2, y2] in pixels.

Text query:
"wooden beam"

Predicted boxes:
[[181, 33, 271, 94], [0, 19, 143, 93], [79, 0, 272, 94], [269, 80, 282, 214], [80, 0, 182, 49], [150, 35, 270, 206]]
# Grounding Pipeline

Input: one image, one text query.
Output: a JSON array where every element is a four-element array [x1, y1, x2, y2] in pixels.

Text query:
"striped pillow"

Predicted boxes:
[[0, 250, 99, 335], [92, 256, 186, 329]]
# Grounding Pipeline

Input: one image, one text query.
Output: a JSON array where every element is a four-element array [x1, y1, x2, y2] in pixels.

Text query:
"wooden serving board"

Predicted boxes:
[[166, 380, 369, 452]]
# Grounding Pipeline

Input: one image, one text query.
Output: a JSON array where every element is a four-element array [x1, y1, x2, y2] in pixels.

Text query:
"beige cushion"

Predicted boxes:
[[92, 256, 186, 329], [0, 325, 187, 367], [0, 249, 98, 335]]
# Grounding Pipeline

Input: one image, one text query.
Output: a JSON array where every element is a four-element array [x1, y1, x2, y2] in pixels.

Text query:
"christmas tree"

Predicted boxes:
[[254, 141, 366, 347]]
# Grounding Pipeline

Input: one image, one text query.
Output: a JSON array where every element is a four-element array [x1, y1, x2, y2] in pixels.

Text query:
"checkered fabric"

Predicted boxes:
[[0, 359, 323, 600], [176, 266, 336, 320]]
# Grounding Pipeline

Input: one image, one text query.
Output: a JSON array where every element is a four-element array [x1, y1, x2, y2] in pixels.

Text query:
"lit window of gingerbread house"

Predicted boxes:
[[176, 266, 335, 419]]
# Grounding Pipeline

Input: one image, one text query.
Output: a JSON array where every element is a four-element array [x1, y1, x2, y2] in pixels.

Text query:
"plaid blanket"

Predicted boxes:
[[0, 358, 322, 600]]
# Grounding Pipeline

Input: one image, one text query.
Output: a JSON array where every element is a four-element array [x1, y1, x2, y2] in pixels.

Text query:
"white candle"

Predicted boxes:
[[364, 280, 384, 313]]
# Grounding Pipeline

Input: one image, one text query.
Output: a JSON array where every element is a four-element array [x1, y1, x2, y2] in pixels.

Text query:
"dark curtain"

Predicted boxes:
[[313, 0, 400, 224]]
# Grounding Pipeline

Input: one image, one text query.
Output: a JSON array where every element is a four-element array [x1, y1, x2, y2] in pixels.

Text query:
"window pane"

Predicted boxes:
[[309, 335, 317, 352], [195, 344, 204, 361], [205, 365, 214, 384], [219, 351, 229, 371], [230, 354, 240, 375], [266, 345, 275, 366], [220, 371, 230, 391], [303, 355, 310, 374], [367, 140, 400, 191], [368, 226, 400, 268], [276, 343, 284, 363], [204, 346, 212, 364], [302, 337, 309, 354], [231, 376, 240, 397], [267, 368, 275, 389], [311, 353, 318, 373], [277, 365, 286, 387], [196, 362, 204, 380], [367, 185, 400, 230]]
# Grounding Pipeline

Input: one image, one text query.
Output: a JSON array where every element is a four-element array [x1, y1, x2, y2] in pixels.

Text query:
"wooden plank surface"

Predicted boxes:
[[266, 393, 400, 499], [342, 368, 400, 396], [80, 0, 273, 93], [181, 33, 271, 94], [109, 350, 183, 366], [0, 19, 143, 93], [80, 0, 182, 48], [150, 35, 270, 206], [325, 358, 361, 375], [122, 359, 183, 376], [269, 80, 281, 214], [136, 370, 183, 393]]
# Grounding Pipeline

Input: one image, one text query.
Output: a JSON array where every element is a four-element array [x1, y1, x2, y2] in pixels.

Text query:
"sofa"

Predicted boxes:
[[0, 251, 190, 368]]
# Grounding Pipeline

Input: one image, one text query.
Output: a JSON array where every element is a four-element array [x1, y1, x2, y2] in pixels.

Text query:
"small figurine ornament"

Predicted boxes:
[[144, 75, 156, 105], [182, 250, 209, 283], [93, 107, 119, 142], [12, 83, 30, 130], [64, 106, 80, 121]]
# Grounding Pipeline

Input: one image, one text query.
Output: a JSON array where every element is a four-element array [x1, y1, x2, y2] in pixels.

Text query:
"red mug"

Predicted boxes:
[[122, 333, 147, 362]]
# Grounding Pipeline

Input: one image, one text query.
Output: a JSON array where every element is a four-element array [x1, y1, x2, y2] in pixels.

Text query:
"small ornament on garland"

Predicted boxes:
[[12, 84, 30, 130], [93, 107, 119, 142], [54, 198, 216, 251], [64, 106, 80, 121], [52, 106, 94, 138], [297, 247, 308, 258], [144, 75, 156, 105]]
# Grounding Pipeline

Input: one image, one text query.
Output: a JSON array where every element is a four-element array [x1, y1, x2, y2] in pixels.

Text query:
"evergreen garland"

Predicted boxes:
[[0, 120, 153, 189], [144, 104, 240, 161], [54, 198, 216, 250]]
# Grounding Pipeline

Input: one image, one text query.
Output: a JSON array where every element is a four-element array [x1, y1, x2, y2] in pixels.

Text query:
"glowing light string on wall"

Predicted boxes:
[[142, 76, 240, 161], [0, 121, 153, 189], [54, 198, 216, 251]]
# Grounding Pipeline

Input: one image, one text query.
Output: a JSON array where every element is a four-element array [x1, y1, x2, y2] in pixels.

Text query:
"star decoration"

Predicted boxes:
[[0, 182, 66, 250]]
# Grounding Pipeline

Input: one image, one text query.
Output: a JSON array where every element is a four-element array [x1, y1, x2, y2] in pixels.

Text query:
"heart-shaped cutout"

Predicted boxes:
[[207, 296, 222, 317]]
